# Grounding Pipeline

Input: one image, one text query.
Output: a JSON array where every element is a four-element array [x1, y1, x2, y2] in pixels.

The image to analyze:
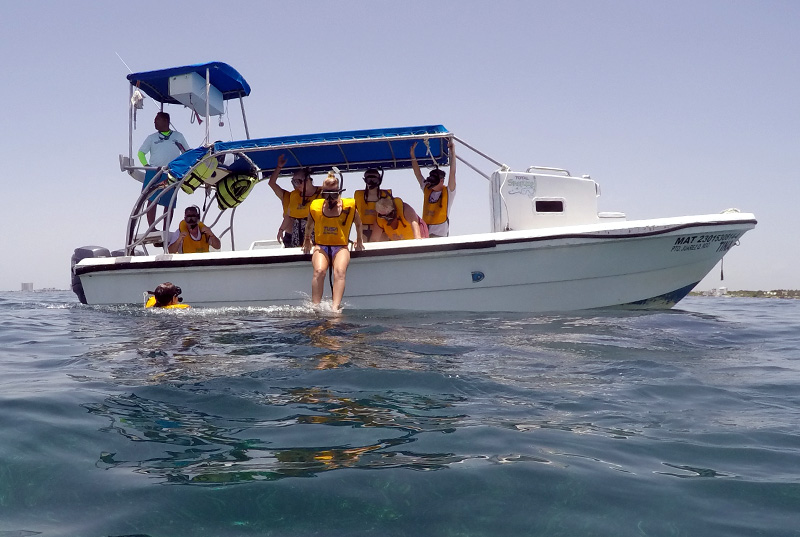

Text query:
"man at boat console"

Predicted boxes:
[[138, 112, 189, 230], [302, 173, 365, 311], [410, 139, 456, 237], [268, 154, 322, 248], [167, 205, 220, 254]]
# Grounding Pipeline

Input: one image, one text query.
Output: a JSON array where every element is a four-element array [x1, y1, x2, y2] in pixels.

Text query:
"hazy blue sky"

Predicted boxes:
[[0, 1, 796, 292]]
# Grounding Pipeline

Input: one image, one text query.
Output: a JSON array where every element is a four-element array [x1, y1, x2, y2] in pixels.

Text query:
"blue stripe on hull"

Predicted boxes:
[[620, 281, 700, 309]]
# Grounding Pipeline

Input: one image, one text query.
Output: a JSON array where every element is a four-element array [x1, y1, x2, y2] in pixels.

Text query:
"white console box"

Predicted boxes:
[[169, 72, 223, 117]]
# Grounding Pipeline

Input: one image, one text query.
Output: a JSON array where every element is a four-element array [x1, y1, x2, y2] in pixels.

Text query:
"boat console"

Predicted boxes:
[[491, 167, 626, 232]]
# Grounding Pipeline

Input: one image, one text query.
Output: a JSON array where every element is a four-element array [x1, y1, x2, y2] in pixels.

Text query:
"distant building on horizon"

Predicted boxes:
[[21, 282, 33, 292]]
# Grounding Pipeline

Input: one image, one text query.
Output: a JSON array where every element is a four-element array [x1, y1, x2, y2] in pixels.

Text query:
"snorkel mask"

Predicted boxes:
[[363, 168, 383, 189], [324, 169, 345, 208], [184, 206, 201, 230], [425, 168, 446, 188]]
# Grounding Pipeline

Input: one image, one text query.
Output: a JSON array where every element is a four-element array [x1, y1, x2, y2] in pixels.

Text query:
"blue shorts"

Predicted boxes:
[[142, 170, 178, 209], [318, 245, 345, 260]]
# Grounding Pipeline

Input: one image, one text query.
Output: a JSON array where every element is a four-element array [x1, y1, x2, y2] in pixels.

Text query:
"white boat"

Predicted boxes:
[[71, 62, 756, 312]]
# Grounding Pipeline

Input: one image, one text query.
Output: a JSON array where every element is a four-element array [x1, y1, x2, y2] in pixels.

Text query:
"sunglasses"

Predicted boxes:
[[321, 191, 340, 200], [377, 210, 397, 221], [185, 214, 200, 219], [291, 178, 304, 186]]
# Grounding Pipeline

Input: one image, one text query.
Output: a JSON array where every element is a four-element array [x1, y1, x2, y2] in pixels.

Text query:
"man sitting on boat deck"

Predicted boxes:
[[372, 196, 424, 241], [354, 168, 393, 242], [138, 112, 189, 231], [145, 282, 190, 309], [167, 206, 221, 254], [268, 154, 323, 248], [302, 173, 365, 311], [410, 139, 456, 238]]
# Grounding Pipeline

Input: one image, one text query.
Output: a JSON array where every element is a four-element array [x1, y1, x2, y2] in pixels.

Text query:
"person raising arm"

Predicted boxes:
[[410, 139, 456, 238]]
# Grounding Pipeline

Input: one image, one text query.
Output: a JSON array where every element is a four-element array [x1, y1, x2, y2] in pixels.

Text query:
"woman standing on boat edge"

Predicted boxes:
[[267, 154, 322, 247], [302, 173, 365, 311], [411, 139, 456, 238]]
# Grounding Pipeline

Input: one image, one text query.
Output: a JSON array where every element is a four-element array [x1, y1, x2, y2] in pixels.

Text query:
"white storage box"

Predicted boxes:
[[169, 72, 223, 117]]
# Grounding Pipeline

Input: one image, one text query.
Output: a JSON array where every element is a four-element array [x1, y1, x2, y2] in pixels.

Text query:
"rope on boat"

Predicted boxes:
[[423, 138, 439, 168]]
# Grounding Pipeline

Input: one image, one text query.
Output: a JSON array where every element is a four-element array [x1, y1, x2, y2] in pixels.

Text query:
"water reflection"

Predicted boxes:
[[84, 385, 468, 485]]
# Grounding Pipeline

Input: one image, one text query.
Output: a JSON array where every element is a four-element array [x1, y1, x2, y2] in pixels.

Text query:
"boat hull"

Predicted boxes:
[[74, 214, 756, 312]]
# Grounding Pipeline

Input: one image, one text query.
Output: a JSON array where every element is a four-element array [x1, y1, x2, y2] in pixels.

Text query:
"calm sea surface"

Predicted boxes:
[[0, 292, 798, 537]]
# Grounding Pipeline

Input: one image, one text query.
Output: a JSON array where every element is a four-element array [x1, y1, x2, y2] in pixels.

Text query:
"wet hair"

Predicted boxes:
[[429, 168, 446, 180], [298, 167, 312, 181], [153, 282, 181, 307], [322, 175, 340, 190], [185, 205, 200, 217], [156, 111, 171, 123]]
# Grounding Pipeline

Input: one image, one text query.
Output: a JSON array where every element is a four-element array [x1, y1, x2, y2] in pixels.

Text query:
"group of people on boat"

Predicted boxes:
[[265, 139, 456, 309], [136, 112, 457, 311]]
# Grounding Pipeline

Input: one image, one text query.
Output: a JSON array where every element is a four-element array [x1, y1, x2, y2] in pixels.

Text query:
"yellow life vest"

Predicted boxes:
[[145, 296, 190, 309], [422, 186, 449, 225], [280, 189, 291, 214], [287, 188, 321, 219], [354, 189, 392, 226], [181, 155, 220, 194], [377, 198, 415, 241], [217, 174, 256, 210], [178, 220, 210, 253], [309, 198, 356, 246]]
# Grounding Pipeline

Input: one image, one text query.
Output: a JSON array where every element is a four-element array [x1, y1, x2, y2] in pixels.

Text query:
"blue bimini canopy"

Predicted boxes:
[[127, 62, 251, 104], [168, 125, 452, 180]]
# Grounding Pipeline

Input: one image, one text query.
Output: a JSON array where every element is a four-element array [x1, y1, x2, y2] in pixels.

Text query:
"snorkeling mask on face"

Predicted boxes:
[[425, 168, 446, 188], [324, 169, 345, 207], [363, 167, 383, 189]]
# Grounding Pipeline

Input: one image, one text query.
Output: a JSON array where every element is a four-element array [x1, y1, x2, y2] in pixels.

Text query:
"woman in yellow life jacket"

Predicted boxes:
[[302, 173, 365, 311], [145, 282, 190, 309], [372, 196, 423, 241], [268, 154, 322, 247], [167, 206, 221, 254], [410, 138, 456, 238], [354, 168, 392, 242]]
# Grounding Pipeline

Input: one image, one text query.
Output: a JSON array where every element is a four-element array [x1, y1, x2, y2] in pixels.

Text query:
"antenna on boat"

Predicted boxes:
[[115, 52, 133, 73]]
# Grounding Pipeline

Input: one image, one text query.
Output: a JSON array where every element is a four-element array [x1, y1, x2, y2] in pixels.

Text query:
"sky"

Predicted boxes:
[[0, 0, 797, 292]]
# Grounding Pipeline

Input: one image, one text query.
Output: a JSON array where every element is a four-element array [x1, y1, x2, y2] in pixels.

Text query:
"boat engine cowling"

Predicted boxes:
[[71, 246, 110, 304]]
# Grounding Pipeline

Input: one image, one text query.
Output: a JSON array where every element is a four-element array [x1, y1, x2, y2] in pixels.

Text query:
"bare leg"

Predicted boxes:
[[146, 203, 157, 228], [163, 205, 175, 232], [310, 248, 330, 305], [330, 248, 351, 310]]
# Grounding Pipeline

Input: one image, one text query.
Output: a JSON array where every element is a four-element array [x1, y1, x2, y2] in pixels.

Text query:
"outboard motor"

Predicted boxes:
[[70, 246, 110, 304]]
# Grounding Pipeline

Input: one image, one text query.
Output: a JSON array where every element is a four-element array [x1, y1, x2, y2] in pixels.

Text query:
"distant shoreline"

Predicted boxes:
[[690, 290, 800, 299]]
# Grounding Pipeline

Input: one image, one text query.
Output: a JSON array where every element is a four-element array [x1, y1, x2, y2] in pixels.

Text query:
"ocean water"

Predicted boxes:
[[0, 292, 798, 537]]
